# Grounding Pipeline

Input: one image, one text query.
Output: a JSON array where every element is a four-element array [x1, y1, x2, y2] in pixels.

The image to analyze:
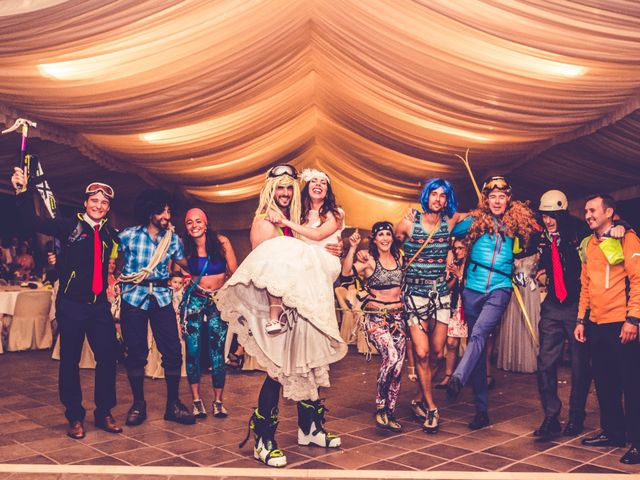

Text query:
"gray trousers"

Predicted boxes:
[[536, 299, 591, 421]]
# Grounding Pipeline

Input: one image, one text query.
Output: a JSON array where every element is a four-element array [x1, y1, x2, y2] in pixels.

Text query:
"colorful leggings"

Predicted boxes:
[[364, 310, 406, 413], [183, 292, 228, 388]]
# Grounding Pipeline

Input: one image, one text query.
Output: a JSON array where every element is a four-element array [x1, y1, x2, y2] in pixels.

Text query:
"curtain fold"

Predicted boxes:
[[0, 0, 639, 227]]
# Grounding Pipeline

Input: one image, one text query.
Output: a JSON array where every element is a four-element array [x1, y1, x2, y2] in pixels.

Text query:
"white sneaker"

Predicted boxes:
[[265, 318, 282, 334], [213, 401, 228, 418], [423, 408, 439, 434], [192, 399, 207, 419]]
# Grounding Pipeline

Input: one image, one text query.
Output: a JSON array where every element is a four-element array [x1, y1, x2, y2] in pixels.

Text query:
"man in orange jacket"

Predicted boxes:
[[574, 193, 640, 465]]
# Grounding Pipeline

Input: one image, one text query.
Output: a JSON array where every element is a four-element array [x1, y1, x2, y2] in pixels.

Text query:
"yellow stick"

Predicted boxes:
[[511, 281, 539, 349], [454, 148, 482, 202]]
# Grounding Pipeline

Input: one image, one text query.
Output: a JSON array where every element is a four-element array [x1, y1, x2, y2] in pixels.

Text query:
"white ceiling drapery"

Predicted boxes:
[[1, 0, 640, 229]]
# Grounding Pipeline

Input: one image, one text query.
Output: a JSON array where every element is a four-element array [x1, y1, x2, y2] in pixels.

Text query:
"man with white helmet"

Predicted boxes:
[[534, 190, 592, 440], [534, 190, 625, 441]]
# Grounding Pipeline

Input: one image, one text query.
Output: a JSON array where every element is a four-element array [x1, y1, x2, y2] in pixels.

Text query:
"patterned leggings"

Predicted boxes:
[[183, 292, 228, 388], [364, 309, 406, 413]]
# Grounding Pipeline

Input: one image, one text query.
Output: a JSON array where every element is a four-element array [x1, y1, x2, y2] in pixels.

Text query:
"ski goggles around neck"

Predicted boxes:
[[268, 164, 298, 179], [85, 182, 115, 200]]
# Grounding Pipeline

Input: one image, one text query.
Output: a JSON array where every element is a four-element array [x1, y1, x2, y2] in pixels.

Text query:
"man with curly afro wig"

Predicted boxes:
[[446, 176, 538, 431], [118, 189, 194, 427]]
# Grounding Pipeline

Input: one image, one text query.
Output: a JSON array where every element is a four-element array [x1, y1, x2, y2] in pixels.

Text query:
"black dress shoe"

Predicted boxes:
[[468, 411, 490, 430], [95, 414, 123, 433], [620, 446, 640, 465], [581, 431, 625, 448], [446, 376, 463, 400], [164, 399, 196, 425], [126, 400, 147, 426], [562, 419, 584, 437], [533, 416, 561, 440], [67, 420, 86, 439]]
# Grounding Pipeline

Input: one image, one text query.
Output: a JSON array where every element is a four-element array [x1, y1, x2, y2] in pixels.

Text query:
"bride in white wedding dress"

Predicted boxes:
[[216, 168, 347, 401]]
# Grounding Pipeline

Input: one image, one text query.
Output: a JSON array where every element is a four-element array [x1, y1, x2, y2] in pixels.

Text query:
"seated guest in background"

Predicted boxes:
[[106, 258, 118, 303], [180, 207, 238, 419], [575, 194, 640, 465], [343, 223, 405, 432], [13, 241, 35, 280], [11, 167, 121, 439]]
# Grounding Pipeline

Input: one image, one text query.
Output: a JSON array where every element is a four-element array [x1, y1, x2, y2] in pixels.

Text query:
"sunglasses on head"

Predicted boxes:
[[85, 182, 115, 200], [268, 164, 298, 179], [482, 176, 511, 193]]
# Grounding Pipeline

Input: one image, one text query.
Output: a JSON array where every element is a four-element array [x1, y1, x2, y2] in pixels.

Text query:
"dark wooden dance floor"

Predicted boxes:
[[0, 347, 636, 478]]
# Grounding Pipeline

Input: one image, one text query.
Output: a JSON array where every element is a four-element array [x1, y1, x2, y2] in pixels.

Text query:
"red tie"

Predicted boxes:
[[551, 235, 567, 303], [92, 225, 103, 296]]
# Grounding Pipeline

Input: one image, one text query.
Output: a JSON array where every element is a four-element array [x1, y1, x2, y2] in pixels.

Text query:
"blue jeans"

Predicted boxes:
[[453, 287, 512, 413]]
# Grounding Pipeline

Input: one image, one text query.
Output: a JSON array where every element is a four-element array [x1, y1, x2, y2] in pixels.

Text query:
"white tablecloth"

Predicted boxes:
[[1, 288, 54, 352], [0, 288, 24, 315]]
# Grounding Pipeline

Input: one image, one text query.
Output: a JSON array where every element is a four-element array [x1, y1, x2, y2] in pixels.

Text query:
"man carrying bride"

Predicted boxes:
[[216, 164, 347, 468]]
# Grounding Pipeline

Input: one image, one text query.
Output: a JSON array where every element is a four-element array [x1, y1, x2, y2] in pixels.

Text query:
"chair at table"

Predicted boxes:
[[51, 334, 96, 368], [336, 285, 356, 345], [7, 290, 52, 351]]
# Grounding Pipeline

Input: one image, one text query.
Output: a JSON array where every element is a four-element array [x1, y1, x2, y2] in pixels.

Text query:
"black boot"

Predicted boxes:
[[563, 414, 584, 436], [239, 408, 287, 467], [468, 411, 490, 430], [533, 417, 561, 441], [297, 400, 341, 448]]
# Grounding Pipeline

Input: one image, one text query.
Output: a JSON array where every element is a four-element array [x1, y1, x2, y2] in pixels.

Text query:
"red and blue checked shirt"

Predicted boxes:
[[118, 226, 184, 310]]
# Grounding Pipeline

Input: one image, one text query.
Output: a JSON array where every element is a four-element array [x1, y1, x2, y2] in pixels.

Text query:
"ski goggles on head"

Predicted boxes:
[[482, 176, 511, 195], [85, 182, 115, 200], [267, 164, 298, 179]]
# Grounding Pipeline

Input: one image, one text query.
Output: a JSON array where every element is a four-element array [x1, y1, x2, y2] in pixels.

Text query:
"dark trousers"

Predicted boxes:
[[120, 297, 182, 377], [57, 297, 117, 422], [588, 321, 640, 445], [454, 287, 512, 413], [536, 300, 591, 421]]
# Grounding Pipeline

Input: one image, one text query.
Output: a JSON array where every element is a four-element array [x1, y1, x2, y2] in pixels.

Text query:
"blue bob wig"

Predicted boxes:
[[419, 178, 458, 217]]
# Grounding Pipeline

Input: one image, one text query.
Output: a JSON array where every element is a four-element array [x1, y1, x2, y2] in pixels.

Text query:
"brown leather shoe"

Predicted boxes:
[[95, 415, 123, 434], [67, 420, 86, 439]]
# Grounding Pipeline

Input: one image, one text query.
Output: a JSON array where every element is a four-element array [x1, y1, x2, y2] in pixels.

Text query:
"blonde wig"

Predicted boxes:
[[254, 173, 301, 225]]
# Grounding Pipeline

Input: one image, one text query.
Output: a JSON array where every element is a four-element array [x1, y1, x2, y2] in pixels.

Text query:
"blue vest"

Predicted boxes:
[[466, 232, 514, 293]]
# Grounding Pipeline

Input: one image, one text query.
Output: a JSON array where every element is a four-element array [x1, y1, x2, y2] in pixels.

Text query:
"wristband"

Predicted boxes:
[[625, 316, 639, 327], [576, 318, 585, 325]]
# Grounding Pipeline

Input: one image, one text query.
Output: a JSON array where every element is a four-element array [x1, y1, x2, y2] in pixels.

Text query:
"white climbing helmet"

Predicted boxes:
[[539, 189, 568, 212]]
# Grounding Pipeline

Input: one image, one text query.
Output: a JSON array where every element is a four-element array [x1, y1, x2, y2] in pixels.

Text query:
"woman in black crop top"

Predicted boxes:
[[342, 221, 406, 432], [181, 208, 238, 420]]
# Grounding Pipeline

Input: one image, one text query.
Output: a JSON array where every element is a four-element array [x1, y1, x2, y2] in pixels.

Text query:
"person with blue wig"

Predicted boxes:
[[394, 177, 472, 433]]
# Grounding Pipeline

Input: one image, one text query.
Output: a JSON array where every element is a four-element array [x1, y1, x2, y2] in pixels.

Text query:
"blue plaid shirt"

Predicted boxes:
[[118, 226, 184, 310]]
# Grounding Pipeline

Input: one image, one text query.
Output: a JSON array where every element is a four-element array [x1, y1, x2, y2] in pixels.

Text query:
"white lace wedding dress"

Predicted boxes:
[[215, 210, 347, 400]]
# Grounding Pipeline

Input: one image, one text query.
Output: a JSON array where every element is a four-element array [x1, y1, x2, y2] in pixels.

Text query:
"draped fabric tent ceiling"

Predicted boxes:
[[1, 0, 640, 229]]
